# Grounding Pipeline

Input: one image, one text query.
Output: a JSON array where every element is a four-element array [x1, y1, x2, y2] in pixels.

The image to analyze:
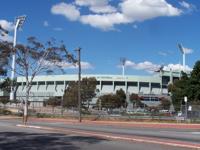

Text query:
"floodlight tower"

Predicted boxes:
[[10, 15, 26, 101], [178, 43, 186, 72], [120, 57, 126, 77]]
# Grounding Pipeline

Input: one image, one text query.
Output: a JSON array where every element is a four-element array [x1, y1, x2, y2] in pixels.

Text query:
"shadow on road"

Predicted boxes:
[[0, 132, 108, 150]]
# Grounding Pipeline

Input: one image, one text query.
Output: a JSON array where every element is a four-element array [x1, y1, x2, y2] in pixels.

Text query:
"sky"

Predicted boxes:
[[0, 0, 200, 76]]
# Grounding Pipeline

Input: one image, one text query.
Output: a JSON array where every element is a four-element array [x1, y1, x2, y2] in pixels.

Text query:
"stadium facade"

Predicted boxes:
[[14, 70, 180, 107]]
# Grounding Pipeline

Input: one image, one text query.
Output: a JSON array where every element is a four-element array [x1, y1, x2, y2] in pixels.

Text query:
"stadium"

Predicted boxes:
[[14, 70, 180, 107]]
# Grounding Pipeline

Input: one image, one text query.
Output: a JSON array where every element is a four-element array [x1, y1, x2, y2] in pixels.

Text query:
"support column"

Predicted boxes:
[[138, 82, 140, 94], [113, 81, 115, 93], [149, 82, 151, 94]]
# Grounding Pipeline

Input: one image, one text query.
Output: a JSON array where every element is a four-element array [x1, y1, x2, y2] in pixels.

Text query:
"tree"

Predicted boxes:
[[0, 78, 16, 93], [0, 78, 10, 93], [63, 82, 78, 109], [63, 77, 97, 109], [0, 37, 76, 124], [97, 92, 126, 112], [159, 97, 171, 110], [170, 61, 200, 111], [129, 93, 143, 108], [0, 97, 9, 108], [116, 89, 127, 108], [189, 61, 200, 102], [44, 97, 61, 114], [0, 41, 11, 76], [169, 71, 189, 111], [81, 77, 97, 108]]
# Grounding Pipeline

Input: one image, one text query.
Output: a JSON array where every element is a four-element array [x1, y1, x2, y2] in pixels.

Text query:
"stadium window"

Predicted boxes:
[[31, 82, 37, 85], [47, 81, 54, 85], [56, 81, 64, 85], [38, 81, 45, 85]]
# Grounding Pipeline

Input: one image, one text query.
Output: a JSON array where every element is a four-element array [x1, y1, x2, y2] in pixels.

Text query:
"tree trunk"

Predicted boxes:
[[23, 86, 29, 124]]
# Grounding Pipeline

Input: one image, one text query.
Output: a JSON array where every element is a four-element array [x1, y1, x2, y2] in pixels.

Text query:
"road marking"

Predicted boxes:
[[191, 132, 200, 135], [17, 124, 41, 129], [16, 124, 200, 149]]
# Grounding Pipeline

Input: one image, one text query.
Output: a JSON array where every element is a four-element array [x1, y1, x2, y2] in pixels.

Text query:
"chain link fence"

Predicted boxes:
[[1, 102, 200, 123]]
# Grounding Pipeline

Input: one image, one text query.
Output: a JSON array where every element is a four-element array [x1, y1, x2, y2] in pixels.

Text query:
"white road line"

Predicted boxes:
[[191, 132, 200, 135]]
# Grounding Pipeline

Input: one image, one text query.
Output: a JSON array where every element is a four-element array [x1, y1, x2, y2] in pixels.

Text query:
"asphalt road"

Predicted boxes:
[[0, 119, 194, 150], [25, 119, 200, 144]]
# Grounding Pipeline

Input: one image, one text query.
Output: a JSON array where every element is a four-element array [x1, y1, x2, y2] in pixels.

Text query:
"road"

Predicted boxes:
[[0, 118, 199, 150]]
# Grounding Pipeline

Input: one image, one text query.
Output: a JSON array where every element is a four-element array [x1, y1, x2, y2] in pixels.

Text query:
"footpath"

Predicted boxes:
[[1, 116, 199, 129]]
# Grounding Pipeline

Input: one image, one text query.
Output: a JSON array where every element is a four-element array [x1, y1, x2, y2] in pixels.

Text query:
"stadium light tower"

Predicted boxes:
[[10, 15, 26, 101], [178, 43, 186, 72], [120, 57, 126, 77]]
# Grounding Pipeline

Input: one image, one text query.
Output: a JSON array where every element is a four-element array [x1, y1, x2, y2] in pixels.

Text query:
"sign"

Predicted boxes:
[[188, 106, 192, 111]]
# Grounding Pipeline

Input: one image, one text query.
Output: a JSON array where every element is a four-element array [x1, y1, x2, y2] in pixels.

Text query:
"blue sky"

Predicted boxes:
[[0, 0, 199, 75]]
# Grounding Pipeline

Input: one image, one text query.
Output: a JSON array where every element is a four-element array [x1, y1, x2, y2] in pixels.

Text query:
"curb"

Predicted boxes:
[[28, 118, 200, 129], [16, 124, 200, 149]]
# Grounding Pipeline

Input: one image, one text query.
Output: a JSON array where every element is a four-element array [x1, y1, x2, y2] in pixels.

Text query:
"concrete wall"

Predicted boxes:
[[14, 73, 180, 103]]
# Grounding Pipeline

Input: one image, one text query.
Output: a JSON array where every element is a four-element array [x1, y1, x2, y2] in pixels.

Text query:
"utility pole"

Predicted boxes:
[[75, 48, 81, 122]]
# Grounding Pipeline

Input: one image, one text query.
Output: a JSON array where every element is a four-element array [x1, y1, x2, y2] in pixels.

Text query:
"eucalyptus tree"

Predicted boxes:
[[0, 37, 76, 124], [63, 77, 97, 109], [169, 60, 200, 111]]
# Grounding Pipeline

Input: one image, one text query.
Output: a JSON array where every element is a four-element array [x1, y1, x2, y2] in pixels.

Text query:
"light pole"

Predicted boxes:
[[75, 47, 81, 122], [178, 43, 186, 72], [184, 96, 188, 120], [10, 15, 26, 101], [120, 57, 126, 77]]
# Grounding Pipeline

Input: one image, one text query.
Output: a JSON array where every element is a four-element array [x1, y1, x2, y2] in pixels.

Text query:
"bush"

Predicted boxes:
[[0, 108, 12, 115]]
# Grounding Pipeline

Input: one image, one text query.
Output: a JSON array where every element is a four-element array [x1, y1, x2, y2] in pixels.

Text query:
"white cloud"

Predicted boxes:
[[51, 0, 183, 30], [60, 61, 93, 69], [90, 5, 117, 14], [0, 19, 14, 42], [51, 2, 80, 21], [80, 13, 129, 30], [124, 60, 135, 67], [119, 60, 192, 73], [119, 60, 160, 73], [75, 0, 107, 6], [75, 0, 117, 13], [0, 34, 13, 42], [43, 21, 49, 27], [163, 63, 192, 72], [179, 1, 196, 13], [158, 51, 168, 56], [179, 1, 191, 9], [0, 20, 14, 31], [42, 59, 93, 70], [119, 0, 181, 22], [133, 61, 160, 71]]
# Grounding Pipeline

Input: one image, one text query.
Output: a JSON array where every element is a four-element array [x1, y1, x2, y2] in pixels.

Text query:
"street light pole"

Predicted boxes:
[[75, 47, 81, 122], [10, 15, 26, 101]]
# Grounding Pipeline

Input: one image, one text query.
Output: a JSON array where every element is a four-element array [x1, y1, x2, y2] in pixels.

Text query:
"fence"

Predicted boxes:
[[1, 103, 200, 123]]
